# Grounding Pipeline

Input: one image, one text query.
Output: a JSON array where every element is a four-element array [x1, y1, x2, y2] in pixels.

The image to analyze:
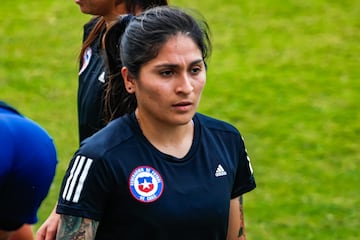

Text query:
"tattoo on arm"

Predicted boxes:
[[56, 215, 99, 240], [238, 195, 246, 239]]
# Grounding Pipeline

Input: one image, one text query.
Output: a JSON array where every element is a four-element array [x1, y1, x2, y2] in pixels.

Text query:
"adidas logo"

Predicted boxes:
[[98, 71, 105, 83], [215, 164, 227, 177]]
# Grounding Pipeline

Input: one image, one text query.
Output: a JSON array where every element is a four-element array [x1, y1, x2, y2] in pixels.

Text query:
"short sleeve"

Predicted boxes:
[[56, 152, 114, 221], [231, 136, 256, 198]]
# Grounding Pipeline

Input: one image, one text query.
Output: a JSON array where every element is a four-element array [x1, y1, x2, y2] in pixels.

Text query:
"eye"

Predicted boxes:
[[160, 70, 174, 77], [190, 66, 202, 75]]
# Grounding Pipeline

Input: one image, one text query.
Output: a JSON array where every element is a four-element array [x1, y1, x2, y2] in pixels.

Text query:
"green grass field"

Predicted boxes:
[[1, 0, 359, 239]]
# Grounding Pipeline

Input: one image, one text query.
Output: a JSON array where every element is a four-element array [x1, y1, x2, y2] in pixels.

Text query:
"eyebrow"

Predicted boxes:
[[153, 59, 204, 69]]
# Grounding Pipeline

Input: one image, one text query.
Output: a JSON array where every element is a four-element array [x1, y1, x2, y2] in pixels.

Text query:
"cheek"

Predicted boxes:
[[136, 82, 165, 103], [195, 74, 207, 92]]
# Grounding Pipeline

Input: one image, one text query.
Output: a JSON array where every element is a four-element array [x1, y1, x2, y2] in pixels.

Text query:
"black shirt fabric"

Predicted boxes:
[[77, 17, 107, 143], [57, 112, 256, 239]]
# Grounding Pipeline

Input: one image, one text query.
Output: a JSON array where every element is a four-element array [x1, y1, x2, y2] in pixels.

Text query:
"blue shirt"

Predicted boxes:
[[77, 17, 107, 143], [0, 101, 57, 230]]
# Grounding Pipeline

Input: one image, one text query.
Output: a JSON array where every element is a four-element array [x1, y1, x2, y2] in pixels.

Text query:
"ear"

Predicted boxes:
[[121, 67, 135, 94]]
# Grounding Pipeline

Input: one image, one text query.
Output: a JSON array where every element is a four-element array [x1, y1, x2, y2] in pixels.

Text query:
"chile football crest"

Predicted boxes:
[[129, 166, 164, 203]]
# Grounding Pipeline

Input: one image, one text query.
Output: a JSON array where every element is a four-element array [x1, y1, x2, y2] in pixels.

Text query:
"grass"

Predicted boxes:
[[1, 0, 359, 239]]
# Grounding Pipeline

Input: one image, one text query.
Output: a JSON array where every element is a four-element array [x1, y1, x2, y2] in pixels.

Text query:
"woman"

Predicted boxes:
[[36, 1, 168, 240], [56, 6, 256, 239]]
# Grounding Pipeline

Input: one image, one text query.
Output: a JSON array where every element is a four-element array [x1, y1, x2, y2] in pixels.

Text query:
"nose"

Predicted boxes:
[[175, 73, 194, 94]]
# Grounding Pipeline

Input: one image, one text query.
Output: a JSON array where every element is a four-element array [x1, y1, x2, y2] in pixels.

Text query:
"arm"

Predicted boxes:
[[9, 225, 34, 240], [55, 215, 99, 240], [0, 230, 12, 240], [227, 196, 246, 240], [1, 225, 34, 240], [36, 205, 59, 240]]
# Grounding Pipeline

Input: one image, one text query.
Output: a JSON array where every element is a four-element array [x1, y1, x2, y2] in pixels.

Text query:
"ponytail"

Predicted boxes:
[[103, 15, 137, 123]]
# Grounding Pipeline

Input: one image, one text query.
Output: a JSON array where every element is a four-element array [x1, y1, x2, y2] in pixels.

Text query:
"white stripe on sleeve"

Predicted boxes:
[[62, 155, 81, 200], [61, 156, 93, 202], [73, 158, 93, 203]]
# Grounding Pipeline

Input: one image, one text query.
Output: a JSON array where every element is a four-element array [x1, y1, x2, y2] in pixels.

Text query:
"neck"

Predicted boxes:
[[135, 111, 194, 159]]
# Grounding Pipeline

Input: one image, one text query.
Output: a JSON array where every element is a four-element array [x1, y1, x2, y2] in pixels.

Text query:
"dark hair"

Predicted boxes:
[[79, 0, 168, 63], [125, 0, 168, 13], [103, 6, 212, 122]]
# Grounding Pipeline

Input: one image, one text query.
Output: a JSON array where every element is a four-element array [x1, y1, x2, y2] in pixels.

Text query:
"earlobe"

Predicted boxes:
[[121, 67, 135, 93]]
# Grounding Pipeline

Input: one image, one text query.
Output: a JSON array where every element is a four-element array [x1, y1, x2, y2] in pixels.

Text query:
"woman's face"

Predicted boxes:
[[74, 0, 120, 16], [125, 34, 206, 128]]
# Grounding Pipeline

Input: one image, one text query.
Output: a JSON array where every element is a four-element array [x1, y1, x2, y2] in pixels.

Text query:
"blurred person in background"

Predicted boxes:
[[0, 100, 57, 240]]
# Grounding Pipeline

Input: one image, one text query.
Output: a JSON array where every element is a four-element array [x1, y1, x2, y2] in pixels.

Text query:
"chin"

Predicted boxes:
[[174, 115, 194, 126]]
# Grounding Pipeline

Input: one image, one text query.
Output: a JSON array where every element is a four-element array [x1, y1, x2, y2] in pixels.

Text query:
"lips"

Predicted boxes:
[[172, 101, 193, 113], [173, 101, 192, 107]]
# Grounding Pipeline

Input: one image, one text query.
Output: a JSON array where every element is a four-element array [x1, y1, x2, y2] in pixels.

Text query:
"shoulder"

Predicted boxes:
[[79, 115, 135, 157], [0, 101, 22, 115], [194, 113, 245, 149], [195, 112, 240, 135], [0, 105, 49, 139], [0, 104, 56, 176]]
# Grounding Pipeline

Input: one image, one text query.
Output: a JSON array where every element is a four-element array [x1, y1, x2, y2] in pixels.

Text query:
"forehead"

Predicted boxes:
[[154, 34, 202, 62]]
